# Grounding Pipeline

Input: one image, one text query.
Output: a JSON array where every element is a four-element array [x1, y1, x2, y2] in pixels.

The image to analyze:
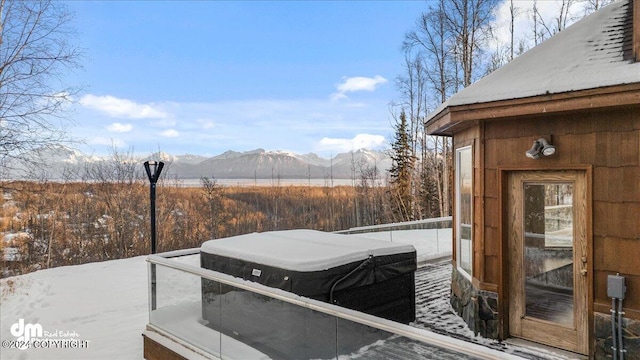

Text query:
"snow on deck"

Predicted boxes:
[[0, 229, 582, 360], [412, 263, 586, 360]]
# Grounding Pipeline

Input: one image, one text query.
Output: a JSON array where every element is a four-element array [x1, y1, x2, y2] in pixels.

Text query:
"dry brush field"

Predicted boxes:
[[1, 180, 395, 277]]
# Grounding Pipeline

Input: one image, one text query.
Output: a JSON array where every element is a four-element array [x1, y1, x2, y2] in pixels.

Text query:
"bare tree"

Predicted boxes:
[[399, 2, 450, 220], [83, 146, 146, 259], [583, 0, 615, 13], [0, 0, 82, 175], [533, 0, 575, 43], [402, 0, 455, 109], [442, 0, 498, 88], [394, 0, 495, 220], [201, 176, 224, 239]]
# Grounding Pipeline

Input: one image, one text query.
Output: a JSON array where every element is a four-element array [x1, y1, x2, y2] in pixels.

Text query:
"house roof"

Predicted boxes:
[[426, 0, 640, 134]]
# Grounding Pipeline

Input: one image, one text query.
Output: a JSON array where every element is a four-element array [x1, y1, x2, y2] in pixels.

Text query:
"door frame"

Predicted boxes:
[[500, 167, 593, 355]]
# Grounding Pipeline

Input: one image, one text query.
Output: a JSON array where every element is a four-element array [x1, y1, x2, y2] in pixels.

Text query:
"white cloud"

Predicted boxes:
[[80, 94, 169, 119], [330, 92, 349, 102], [160, 129, 179, 137], [337, 75, 388, 93], [106, 122, 133, 133], [317, 133, 386, 153], [331, 75, 388, 101], [73, 96, 393, 158]]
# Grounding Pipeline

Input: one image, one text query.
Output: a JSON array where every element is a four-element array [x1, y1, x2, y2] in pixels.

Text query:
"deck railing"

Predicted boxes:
[[335, 216, 453, 264], [334, 216, 452, 234], [146, 232, 522, 359]]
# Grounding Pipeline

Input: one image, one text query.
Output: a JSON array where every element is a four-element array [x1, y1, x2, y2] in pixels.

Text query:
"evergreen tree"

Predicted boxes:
[[388, 111, 415, 221]]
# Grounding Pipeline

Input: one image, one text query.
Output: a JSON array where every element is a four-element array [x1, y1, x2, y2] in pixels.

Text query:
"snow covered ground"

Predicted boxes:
[[1, 256, 148, 359]]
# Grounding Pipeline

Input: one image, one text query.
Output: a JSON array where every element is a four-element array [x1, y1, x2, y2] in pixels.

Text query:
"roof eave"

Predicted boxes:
[[425, 83, 640, 136]]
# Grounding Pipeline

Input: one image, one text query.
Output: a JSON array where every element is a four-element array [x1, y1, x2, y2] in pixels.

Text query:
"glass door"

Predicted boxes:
[[508, 171, 589, 355]]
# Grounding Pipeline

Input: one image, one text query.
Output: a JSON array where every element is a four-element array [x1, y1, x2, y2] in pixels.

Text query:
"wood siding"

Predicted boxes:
[[477, 106, 640, 320], [143, 335, 189, 360]]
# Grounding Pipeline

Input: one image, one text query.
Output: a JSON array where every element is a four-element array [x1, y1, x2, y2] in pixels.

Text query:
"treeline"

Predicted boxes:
[[386, 0, 613, 222], [0, 177, 398, 277]]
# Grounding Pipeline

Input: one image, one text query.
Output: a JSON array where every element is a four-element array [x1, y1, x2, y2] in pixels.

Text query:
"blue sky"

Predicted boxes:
[[66, 1, 428, 158], [65, 0, 589, 158]]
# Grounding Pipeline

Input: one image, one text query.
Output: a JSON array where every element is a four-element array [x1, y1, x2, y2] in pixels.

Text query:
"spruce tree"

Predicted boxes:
[[388, 111, 415, 221]]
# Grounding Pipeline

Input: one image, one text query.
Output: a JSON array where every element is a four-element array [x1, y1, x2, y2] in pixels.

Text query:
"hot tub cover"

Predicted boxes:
[[201, 229, 417, 354], [200, 229, 417, 304], [200, 229, 415, 271]]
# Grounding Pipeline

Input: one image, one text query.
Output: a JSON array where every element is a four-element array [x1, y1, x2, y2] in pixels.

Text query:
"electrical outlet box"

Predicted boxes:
[[607, 274, 626, 299]]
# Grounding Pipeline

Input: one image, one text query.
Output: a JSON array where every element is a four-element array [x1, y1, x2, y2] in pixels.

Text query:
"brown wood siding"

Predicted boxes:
[[479, 105, 640, 320], [143, 335, 189, 360]]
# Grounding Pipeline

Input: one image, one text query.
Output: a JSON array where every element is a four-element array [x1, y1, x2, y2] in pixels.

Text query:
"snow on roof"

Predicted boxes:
[[200, 229, 416, 272], [429, 0, 639, 118]]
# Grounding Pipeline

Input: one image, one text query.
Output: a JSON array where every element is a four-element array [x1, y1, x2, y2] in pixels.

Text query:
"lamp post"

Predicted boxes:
[[144, 161, 164, 254], [144, 160, 164, 311]]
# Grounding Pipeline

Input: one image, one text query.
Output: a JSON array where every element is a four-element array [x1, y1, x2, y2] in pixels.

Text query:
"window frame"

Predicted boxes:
[[455, 145, 473, 280]]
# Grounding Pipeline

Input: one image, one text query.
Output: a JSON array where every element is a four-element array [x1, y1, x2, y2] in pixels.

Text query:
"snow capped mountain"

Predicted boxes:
[[193, 148, 328, 179], [333, 148, 390, 166], [330, 148, 392, 178], [297, 152, 330, 167], [3, 146, 392, 180], [24, 144, 101, 164], [172, 154, 209, 165], [144, 151, 208, 165], [3, 145, 101, 180]]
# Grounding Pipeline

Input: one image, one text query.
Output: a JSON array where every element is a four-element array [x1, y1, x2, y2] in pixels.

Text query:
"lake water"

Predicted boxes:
[[175, 178, 366, 187]]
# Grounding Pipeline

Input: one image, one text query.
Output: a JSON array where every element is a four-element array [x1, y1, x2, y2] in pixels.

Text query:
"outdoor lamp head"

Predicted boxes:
[[144, 160, 164, 183], [525, 141, 542, 159], [538, 138, 556, 156], [525, 138, 555, 159]]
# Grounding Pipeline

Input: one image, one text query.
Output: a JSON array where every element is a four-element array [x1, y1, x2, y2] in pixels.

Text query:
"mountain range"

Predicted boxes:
[[2, 146, 392, 180]]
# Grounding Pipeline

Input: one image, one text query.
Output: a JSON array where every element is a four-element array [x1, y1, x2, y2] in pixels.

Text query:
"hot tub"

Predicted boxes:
[[200, 229, 416, 359]]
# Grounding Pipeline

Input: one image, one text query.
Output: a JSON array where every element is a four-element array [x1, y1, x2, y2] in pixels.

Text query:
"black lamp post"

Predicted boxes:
[[144, 160, 164, 311], [144, 160, 164, 254]]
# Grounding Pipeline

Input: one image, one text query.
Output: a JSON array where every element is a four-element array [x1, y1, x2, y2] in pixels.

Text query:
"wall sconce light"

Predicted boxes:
[[525, 138, 556, 159]]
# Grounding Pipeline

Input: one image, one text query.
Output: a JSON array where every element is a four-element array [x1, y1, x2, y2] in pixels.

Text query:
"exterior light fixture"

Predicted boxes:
[[526, 138, 556, 159]]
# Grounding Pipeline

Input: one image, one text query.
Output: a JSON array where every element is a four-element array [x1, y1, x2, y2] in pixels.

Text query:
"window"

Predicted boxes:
[[456, 146, 472, 278]]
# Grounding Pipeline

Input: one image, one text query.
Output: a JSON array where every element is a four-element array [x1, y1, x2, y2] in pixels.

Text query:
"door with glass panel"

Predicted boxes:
[[507, 171, 588, 355]]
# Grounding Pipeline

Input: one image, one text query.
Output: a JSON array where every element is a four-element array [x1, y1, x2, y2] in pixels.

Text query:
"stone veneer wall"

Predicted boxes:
[[451, 266, 640, 359], [449, 267, 499, 339], [594, 312, 640, 360]]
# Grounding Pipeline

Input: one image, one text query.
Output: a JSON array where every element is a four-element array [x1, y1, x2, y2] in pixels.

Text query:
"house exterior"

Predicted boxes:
[[425, 0, 640, 358]]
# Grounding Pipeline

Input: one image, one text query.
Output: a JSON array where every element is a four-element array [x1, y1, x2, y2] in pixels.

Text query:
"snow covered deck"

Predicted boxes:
[[142, 254, 584, 360], [143, 226, 585, 360], [0, 224, 584, 360], [145, 247, 518, 360]]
